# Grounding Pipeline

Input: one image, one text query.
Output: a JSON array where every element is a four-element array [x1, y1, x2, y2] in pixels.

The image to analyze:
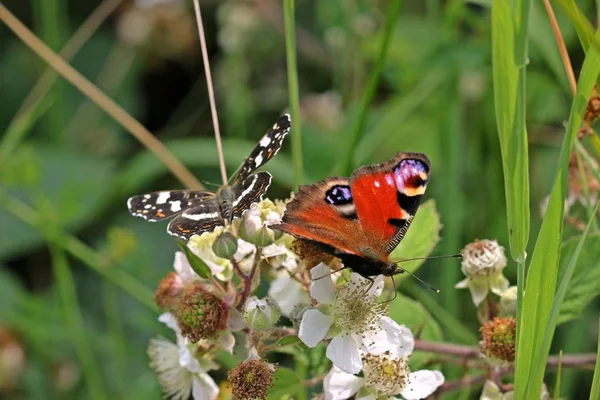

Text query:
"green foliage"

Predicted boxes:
[[389, 199, 440, 273], [558, 233, 600, 324], [515, 32, 600, 400], [2, 0, 600, 398], [177, 239, 211, 279]]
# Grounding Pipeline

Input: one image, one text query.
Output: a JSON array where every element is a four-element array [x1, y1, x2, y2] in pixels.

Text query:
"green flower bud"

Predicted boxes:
[[212, 232, 238, 259], [244, 297, 280, 331]]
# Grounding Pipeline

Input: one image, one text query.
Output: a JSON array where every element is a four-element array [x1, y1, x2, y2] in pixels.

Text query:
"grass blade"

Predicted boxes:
[[491, 0, 530, 264], [48, 242, 107, 400], [339, 0, 402, 175], [283, 0, 303, 188], [515, 34, 600, 400], [590, 317, 600, 400]]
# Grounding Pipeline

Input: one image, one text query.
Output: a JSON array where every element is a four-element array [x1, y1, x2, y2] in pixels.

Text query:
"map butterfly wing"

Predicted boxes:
[[127, 115, 291, 240]]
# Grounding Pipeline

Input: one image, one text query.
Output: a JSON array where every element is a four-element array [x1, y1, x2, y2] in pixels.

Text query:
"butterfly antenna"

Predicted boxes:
[[395, 266, 440, 293], [312, 266, 347, 281], [201, 180, 221, 188], [394, 253, 463, 264]]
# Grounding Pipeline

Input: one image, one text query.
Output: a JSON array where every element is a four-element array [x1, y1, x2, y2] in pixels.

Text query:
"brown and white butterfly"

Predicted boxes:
[[128, 115, 291, 240]]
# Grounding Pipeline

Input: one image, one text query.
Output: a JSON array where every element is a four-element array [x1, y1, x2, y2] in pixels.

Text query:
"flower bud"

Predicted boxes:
[[212, 232, 238, 259], [173, 285, 225, 342], [154, 272, 184, 310], [244, 297, 280, 331], [461, 239, 507, 278], [455, 239, 510, 306], [500, 286, 518, 316], [227, 348, 276, 400], [480, 317, 516, 363]]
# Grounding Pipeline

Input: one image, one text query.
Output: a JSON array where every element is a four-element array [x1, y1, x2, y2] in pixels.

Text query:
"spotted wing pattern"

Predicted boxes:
[[235, 114, 291, 184], [167, 198, 222, 240], [232, 172, 273, 218], [127, 191, 215, 221], [127, 115, 290, 240]]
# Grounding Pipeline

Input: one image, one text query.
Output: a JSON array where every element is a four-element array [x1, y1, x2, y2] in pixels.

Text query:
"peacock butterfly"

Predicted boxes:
[[271, 152, 430, 278]]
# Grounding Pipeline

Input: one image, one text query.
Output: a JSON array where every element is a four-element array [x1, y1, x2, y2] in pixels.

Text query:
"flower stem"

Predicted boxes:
[[192, 0, 228, 185], [49, 243, 108, 400], [339, 0, 402, 175], [283, 0, 303, 188]]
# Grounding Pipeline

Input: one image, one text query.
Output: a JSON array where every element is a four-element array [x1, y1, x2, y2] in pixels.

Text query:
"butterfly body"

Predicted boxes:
[[271, 152, 430, 278], [128, 115, 291, 240]]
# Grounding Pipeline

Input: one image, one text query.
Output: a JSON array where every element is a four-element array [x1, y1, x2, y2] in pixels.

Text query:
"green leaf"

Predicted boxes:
[[491, 0, 530, 264], [516, 33, 600, 400], [389, 200, 441, 274], [557, 234, 600, 324], [388, 293, 443, 369], [267, 366, 303, 400], [276, 335, 301, 347], [177, 239, 211, 279]]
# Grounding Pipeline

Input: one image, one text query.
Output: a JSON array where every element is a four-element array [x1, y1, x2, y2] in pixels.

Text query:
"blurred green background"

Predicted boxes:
[[1, 0, 599, 398]]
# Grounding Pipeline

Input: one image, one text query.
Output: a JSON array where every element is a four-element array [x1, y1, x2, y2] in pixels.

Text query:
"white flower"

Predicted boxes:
[[324, 355, 444, 400], [298, 264, 414, 374], [455, 240, 510, 306], [269, 275, 310, 316], [148, 313, 219, 400]]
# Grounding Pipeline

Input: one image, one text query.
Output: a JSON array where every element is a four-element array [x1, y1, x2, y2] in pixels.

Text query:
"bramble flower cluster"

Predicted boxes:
[[144, 197, 449, 399]]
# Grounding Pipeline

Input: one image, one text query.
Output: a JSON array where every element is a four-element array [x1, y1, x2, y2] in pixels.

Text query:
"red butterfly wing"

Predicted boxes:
[[271, 178, 368, 257], [350, 152, 430, 254]]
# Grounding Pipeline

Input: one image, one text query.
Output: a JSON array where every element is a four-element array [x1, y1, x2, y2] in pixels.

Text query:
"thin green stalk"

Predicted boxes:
[[48, 243, 107, 400], [554, 351, 563, 400], [590, 317, 600, 399], [283, 0, 303, 188], [0, 192, 157, 312], [438, 78, 463, 318], [339, 0, 402, 175], [32, 0, 69, 141], [102, 281, 128, 395], [0, 96, 52, 167]]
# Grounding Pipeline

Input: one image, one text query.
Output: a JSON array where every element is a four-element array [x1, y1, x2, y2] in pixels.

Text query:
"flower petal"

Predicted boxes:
[[216, 330, 235, 354], [362, 318, 414, 358], [174, 251, 198, 283], [489, 274, 510, 296], [454, 278, 469, 289], [269, 276, 310, 316], [191, 370, 219, 400], [310, 263, 336, 304], [400, 370, 444, 400], [323, 366, 364, 400], [299, 309, 333, 347], [480, 380, 503, 400], [326, 333, 363, 374], [468, 278, 490, 306], [159, 312, 180, 333], [226, 308, 246, 331]]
